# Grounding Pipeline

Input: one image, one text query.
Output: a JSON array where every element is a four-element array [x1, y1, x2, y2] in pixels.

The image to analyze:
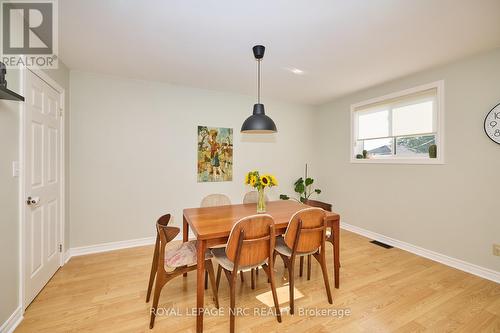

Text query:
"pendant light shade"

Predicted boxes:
[[241, 103, 277, 133], [241, 45, 277, 133]]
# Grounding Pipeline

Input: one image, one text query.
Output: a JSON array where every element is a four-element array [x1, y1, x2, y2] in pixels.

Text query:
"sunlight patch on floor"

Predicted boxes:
[[255, 285, 304, 307]]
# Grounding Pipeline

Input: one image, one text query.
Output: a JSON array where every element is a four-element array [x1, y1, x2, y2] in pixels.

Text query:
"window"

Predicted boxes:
[[351, 81, 444, 164]]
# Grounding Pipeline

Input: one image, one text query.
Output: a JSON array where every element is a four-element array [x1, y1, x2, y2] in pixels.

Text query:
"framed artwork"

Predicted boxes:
[[197, 126, 233, 182]]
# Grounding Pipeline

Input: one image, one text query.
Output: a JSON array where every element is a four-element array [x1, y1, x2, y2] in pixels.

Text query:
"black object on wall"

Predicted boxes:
[[241, 45, 277, 133], [0, 62, 25, 102]]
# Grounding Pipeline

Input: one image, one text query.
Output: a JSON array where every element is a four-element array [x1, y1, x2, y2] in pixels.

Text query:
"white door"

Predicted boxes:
[[24, 70, 62, 307]]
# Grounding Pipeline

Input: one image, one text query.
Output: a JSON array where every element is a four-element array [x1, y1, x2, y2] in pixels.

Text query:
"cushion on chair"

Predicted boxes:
[[211, 247, 266, 272], [275, 236, 319, 257], [164, 240, 212, 270]]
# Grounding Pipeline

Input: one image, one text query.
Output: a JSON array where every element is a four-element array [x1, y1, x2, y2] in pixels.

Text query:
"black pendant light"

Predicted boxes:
[[241, 45, 277, 133]]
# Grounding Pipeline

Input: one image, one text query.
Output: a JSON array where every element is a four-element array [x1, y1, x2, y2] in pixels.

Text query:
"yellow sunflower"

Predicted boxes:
[[269, 175, 278, 186], [250, 175, 257, 187], [244, 173, 250, 185], [260, 175, 271, 187]]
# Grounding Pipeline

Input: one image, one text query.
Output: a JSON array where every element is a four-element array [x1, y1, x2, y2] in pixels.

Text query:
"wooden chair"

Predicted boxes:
[[146, 214, 219, 329], [274, 207, 332, 314], [212, 214, 281, 333], [200, 194, 252, 288], [201, 193, 231, 207], [242, 191, 269, 204], [300, 199, 334, 280]]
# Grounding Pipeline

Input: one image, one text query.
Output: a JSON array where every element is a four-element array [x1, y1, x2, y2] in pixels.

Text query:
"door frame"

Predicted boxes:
[[18, 66, 66, 310]]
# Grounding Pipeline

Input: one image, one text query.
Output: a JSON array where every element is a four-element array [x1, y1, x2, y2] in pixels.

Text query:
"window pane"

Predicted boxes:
[[363, 138, 393, 157], [392, 100, 434, 136], [357, 109, 389, 139], [396, 135, 436, 157]]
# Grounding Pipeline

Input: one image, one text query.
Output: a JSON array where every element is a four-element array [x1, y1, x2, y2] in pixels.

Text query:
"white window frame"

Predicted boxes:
[[350, 81, 445, 165]]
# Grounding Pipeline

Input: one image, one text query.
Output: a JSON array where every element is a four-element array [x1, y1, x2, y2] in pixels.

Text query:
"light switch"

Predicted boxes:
[[12, 161, 20, 177]]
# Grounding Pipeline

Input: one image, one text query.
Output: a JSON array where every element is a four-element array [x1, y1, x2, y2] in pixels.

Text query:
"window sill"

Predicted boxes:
[[350, 157, 444, 165]]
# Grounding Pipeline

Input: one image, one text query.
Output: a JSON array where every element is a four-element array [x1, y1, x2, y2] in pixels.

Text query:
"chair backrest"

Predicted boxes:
[[155, 214, 180, 271], [243, 191, 269, 204], [225, 214, 275, 270], [284, 207, 326, 253], [201, 194, 232, 207]]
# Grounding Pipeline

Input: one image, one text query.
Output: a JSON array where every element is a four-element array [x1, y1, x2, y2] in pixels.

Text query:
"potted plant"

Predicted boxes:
[[279, 164, 321, 203]]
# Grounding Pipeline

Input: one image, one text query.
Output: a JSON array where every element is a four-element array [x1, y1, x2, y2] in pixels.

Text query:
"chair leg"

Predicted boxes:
[[251, 268, 255, 290], [146, 240, 159, 303], [267, 264, 282, 323], [317, 253, 333, 304], [146, 264, 157, 303], [255, 266, 259, 275], [204, 271, 208, 290], [240, 270, 244, 283], [288, 257, 295, 315], [229, 278, 236, 333], [149, 276, 166, 329], [216, 264, 222, 290], [205, 260, 219, 309], [307, 254, 312, 280], [299, 256, 304, 277]]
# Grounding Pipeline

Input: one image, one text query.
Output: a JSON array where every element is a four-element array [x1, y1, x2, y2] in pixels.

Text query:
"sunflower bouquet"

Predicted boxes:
[[244, 171, 278, 213]]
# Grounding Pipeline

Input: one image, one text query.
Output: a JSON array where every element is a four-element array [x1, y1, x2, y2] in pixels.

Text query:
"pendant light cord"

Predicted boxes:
[[257, 59, 261, 104]]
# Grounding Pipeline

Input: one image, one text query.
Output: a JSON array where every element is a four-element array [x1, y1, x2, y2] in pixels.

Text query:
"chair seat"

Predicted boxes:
[[164, 240, 212, 269], [211, 247, 266, 272], [275, 236, 319, 257]]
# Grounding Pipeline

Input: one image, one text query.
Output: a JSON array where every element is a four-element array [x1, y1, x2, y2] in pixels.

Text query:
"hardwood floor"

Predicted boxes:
[[16, 230, 500, 332]]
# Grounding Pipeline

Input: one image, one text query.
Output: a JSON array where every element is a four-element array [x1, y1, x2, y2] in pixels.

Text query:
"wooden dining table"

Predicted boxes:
[[183, 200, 340, 333]]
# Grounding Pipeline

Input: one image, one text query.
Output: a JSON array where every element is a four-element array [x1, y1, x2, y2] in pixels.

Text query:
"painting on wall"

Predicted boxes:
[[197, 126, 233, 182]]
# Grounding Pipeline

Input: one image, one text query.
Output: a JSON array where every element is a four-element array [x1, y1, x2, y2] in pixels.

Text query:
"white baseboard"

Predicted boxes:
[[0, 306, 23, 333], [341, 222, 500, 284], [70, 236, 156, 258], [64, 233, 190, 264]]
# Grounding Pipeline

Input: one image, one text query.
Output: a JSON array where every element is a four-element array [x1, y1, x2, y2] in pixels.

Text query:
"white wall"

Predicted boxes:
[[69, 71, 318, 247], [316, 48, 500, 272], [0, 70, 21, 327]]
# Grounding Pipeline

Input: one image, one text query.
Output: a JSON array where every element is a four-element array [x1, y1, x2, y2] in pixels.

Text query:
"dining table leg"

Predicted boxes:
[[183, 215, 189, 277], [196, 239, 206, 333], [333, 219, 340, 289]]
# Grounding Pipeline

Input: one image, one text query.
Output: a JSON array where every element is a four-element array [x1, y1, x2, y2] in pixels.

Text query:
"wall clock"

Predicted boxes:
[[484, 103, 500, 145]]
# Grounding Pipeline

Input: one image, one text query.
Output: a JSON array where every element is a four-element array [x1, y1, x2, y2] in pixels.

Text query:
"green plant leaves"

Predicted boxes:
[[295, 182, 305, 194], [294, 177, 304, 186], [305, 177, 314, 186], [289, 175, 322, 201]]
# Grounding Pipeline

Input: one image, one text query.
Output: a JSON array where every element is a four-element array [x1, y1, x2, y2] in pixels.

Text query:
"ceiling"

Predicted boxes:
[[59, 0, 500, 105]]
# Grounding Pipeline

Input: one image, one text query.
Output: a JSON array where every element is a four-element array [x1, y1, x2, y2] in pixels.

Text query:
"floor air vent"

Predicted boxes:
[[370, 240, 393, 249]]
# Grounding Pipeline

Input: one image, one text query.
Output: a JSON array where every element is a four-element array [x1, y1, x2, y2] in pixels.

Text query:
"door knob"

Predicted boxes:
[[26, 196, 40, 206]]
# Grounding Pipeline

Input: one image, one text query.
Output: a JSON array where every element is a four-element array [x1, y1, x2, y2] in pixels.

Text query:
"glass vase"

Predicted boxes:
[[257, 187, 266, 213]]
